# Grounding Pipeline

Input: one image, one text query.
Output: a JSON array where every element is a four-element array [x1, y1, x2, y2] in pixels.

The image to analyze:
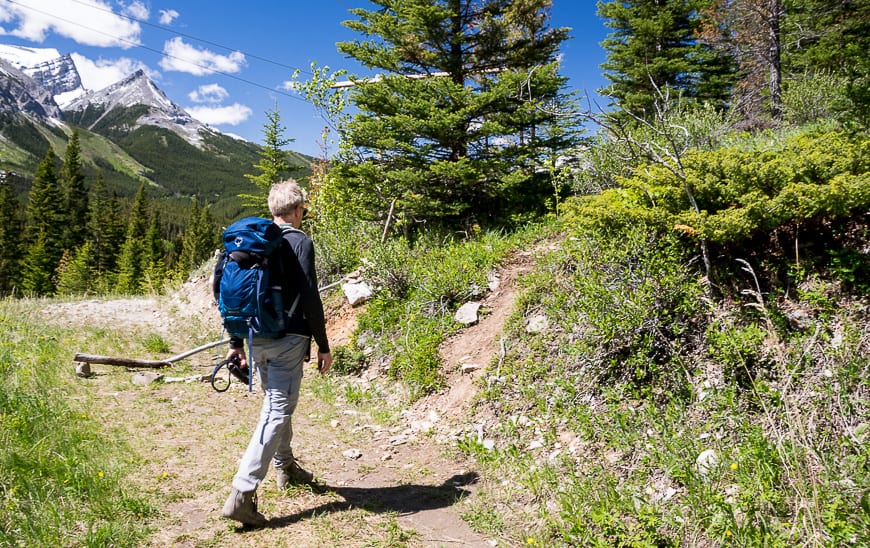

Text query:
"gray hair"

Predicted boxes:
[[268, 179, 307, 218]]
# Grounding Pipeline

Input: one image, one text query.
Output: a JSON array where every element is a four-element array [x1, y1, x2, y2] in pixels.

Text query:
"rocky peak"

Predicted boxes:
[[65, 69, 206, 145], [0, 57, 62, 118]]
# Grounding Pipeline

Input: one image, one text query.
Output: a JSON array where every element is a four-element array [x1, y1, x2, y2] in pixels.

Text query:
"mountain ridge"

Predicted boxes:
[[0, 42, 314, 222]]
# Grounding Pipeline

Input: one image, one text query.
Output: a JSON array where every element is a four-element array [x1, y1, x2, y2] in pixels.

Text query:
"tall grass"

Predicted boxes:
[[346, 227, 536, 399], [460, 223, 870, 546], [0, 298, 153, 547]]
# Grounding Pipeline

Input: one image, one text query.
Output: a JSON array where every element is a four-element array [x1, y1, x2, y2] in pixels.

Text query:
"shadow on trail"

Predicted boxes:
[[265, 471, 480, 529]]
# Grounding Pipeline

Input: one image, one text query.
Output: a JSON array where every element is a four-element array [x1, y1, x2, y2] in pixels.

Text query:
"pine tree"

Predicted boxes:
[[783, 0, 870, 126], [56, 243, 95, 295], [20, 230, 56, 296], [140, 212, 169, 293], [114, 183, 149, 294], [0, 171, 21, 294], [85, 172, 124, 278], [331, 0, 577, 230], [598, 0, 736, 117], [699, 0, 784, 122], [22, 149, 65, 294], [242, 107, 300, 213], [177, 198, 218, 277], [60, 129, 89, 251]]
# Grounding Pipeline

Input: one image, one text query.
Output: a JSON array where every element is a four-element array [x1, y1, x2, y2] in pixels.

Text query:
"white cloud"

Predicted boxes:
[[122, 1, 149, 21], [185, 103, 252, 126], [0, 0, 141, 48], [72, 52, 153, 91], [160, 37, 245, 76], [188, 83, 229, 104], [158, 9, 179, 25]]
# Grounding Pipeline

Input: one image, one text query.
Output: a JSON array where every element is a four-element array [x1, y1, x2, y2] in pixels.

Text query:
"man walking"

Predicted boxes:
[[218, 179, 332, 526]]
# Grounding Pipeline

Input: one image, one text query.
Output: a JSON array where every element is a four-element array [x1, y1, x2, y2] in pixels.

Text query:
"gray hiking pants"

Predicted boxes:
[[231, 334, 308, 493]]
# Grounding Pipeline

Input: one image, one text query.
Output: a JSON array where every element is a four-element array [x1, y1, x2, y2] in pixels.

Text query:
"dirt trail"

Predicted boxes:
[[54, 252, 536, 547]]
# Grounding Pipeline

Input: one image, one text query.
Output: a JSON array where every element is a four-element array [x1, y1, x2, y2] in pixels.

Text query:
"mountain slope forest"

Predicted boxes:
[[1, 0, 869, 546]]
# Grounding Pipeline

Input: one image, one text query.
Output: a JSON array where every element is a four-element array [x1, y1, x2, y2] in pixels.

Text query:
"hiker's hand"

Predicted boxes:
[[317, 351, 332, 374], [226, 348, 247, 370]]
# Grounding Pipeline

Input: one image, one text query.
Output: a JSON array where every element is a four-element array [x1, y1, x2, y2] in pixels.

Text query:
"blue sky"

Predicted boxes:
[[0, 0, 610, 157]]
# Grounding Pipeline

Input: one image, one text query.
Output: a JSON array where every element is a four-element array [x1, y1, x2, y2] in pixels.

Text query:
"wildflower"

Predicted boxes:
[[98, 471, 104, 478], [162, 472, 169, 479], [725, 530, 732, 537], [730, 462, 738, 470]]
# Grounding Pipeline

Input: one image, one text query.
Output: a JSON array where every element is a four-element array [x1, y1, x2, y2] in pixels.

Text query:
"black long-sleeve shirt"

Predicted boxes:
[[214, 224, 329, 354], [277, 225, 330, 353]]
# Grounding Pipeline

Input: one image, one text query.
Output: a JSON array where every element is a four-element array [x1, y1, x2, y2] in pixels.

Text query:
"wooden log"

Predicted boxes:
[[73, 354, 171, 368], [73, 338, 231, 369]]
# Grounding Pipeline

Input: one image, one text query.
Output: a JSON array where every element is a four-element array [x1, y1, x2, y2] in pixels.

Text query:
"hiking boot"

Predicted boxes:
[[221, 488, 267, 526], [276, 460, 314, 489]]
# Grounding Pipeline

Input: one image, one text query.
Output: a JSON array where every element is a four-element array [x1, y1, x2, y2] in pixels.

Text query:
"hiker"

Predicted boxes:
[[219, 179, 332, 526]]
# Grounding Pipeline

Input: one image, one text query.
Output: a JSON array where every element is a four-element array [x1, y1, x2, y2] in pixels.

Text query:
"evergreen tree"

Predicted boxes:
[[598, 0, 736, 117], [22, 149, 65, 294], [331, 0, 577, 230], [60, 129, 89, 251], [699, 0, 784, 122], [783, 0, 870, 126], [0, 171, 21, 294], [177, 198, 218, 277], [56, 243, 95, 295], [140, 212, 169, 293], [85, 172, 124, 278], [114, 183, 149, 294], [20, 230, 56, 296], [242, 107, 299, 212]]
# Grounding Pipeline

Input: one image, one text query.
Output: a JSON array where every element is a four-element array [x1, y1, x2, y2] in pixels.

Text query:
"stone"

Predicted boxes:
[[696, 449, 719, 476], [132, 371, 164, 386], [342, 281, 373, 306], [525, 314, 549, 333], [75, 362, 92, 378], [455, 302, 481, 325], [342, 448, 362, 460]]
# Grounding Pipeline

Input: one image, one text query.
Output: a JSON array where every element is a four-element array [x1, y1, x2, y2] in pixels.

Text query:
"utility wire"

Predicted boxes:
[[1, 0, 309, 102], [65, 0, 314, 76]]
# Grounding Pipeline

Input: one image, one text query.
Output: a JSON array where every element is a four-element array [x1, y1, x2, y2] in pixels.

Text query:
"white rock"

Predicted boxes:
[[342, 448, 362, 460], [525, 314, 549, 333], [455, 302, 481, 325], [342, 281, 373, 306], [696, 449, 719, 475], [132, 371, 163, 386]]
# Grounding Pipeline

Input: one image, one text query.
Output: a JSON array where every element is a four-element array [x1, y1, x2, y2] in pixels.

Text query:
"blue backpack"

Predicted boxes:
[[216, 217, 288, 342]]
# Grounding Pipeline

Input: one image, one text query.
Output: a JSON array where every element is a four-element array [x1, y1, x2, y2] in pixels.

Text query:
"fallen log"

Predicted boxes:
[[73, 354, 171, 368], [74, 338, 231, 369]]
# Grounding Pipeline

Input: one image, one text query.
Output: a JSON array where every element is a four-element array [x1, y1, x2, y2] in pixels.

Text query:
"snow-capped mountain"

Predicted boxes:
[[0, 44, 84, 106], [0, 44, 209, 146], [64, 69, 207, 144], [22, 53, 83, 105], [0, 57, 63, 118]]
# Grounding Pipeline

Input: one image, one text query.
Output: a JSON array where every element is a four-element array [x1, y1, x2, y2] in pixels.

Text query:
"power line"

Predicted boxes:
[[66, 0, 314, 77], [1, 0, 309, 103]]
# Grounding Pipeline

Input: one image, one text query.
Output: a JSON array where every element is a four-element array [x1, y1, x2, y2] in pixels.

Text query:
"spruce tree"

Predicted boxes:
[[20, 230, 56, 296], [140, 212, 169, 293], [0, 172, 21, 294], [242, 107, 299, 213], [598, 0, 736, 117], [56, 243, 95, 295], [22, 149, 65, 294], [60, 129, 89, 251], [332, 0, 577, 230], [783, 0, 870, 126], [177, 198, 217, 277], [114, 183, 149, 294], [91, 175, 125, 279]]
